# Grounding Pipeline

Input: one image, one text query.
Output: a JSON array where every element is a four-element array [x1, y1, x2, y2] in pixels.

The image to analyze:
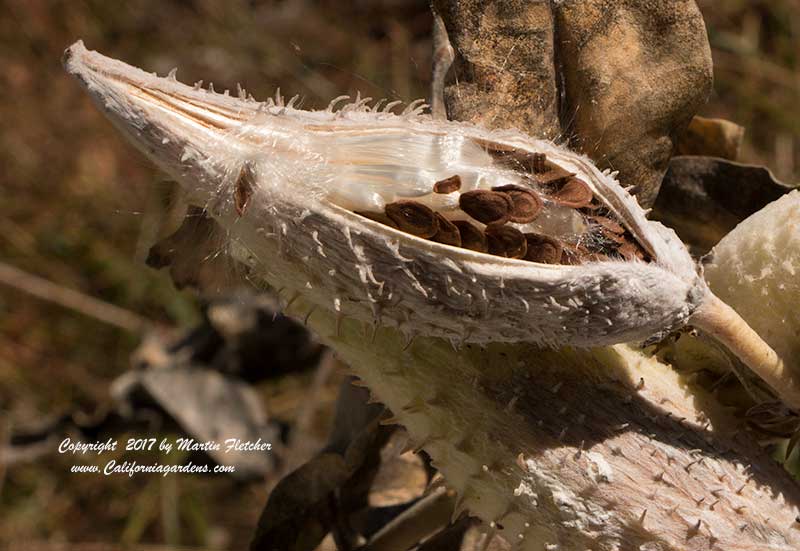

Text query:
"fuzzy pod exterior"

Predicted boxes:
[[63, 41, 708, 349], [62, 40, 800, 551]]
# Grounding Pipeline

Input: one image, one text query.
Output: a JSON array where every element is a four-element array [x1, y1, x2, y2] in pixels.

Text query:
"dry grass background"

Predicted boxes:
[[0, 0, 796, 548]]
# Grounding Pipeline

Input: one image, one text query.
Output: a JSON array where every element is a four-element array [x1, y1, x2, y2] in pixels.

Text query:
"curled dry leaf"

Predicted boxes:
[[112, 365, 278, 479], [250, 452, 348, 551], [652, 156, 796, 253], [146, 206, 238, 294], [554, 0, 713, 207], [431, 0, 561, 140], [434, 0, 713, 207], [252, 380, 392, 551], [676, 116, 745, 161]]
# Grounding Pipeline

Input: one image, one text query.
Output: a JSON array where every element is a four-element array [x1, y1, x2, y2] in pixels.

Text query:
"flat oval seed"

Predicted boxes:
[[459, 190, 513, 225], [486, 225, 527, 259], [618, 239, 647, 261], [560, 245, 584, 265], [532, 152, 547, 174], [476, 139, 550, 175], [453, 220, 488, 253], [523, 233, 563, 264], [492, 185, 543, 224], [356, 210, 399, 229], [551, 178, 594, 208], [433, 175, 462, 194], [431, 213, 461, 247], [589, 215, 625, 234], [599, 229, 626, 244], [234, 164, 255, 216], [385, 201, 439, 238], [533, 165, 575, 187]]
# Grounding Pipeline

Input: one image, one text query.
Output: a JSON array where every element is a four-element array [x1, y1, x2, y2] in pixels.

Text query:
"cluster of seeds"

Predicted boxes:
[[355, 142, 649, 265]]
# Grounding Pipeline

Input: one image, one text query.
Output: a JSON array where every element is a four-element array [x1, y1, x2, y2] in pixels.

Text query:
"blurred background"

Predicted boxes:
[[0, 0, 797, 549]]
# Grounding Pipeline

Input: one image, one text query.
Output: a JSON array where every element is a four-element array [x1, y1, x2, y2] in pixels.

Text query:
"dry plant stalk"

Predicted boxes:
[[63, 42, 800, 549]]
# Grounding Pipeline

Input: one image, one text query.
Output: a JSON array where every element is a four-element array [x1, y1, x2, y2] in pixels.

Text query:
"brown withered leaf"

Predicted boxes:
[[675, 116, 745, 160], [366, 432, 428, 508], [435, 0, 713, 208], [252, 379, 393, 551], [554, 0, 713, 208], [112, 364, 279, 480], [651, 156, 797, 254], [146, 206, 238, 294], [250, 453, 349, 551], [432, 0, 560, 139]]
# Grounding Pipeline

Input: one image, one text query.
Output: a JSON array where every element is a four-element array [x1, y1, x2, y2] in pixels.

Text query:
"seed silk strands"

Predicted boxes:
[[63, 40, 800, 412]]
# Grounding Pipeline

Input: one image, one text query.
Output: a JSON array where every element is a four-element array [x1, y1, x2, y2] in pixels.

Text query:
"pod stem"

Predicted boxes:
[[690, 292, 800, 411]]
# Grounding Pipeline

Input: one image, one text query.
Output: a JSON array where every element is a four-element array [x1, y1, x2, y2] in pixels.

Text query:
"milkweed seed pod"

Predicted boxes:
[[63, 41, 800, 411]]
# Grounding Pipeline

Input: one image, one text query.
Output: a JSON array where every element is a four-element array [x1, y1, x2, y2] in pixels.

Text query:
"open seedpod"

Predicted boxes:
[[64, 42, 800, 549]]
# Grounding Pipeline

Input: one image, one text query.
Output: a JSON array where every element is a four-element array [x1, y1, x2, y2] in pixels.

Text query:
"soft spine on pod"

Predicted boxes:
[[62, 43, 800, 550], [63, 38, 800, 413]]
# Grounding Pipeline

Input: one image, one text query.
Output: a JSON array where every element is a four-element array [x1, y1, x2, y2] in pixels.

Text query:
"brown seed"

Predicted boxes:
[[431, 213, 461, 247], [618, 239, 647, 261], [599, 229, 626, 245], [453, 220, 488, 253], [486, 225, 527, 259], [433, 175, 462, 194], [560, 243, 609, 265], [523, 233, 563, 264], [532, 152, 547, 174], [459, 190, 513, 225], [589, 215, 625, 235], [492, 185, 543, 224], [560, 245, 584, 266], [234, 164, 255, 216], [476, 139, 553, 175], [550, 178, 594, 208], [385, 201, 439, 238], [532, 165, 576, 187], [355, 210, 398, 229]]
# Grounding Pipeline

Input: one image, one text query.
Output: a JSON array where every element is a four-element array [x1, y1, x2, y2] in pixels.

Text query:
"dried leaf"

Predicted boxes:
[[436, 1, 714, 208], [554, 0, 713, 207], [112, 366, 278, 479], [146, 206, 237, 294], [250, 453, 349, 551], [433, 0, 560, 139], [675, 116, 745, 160], [652, 156, 796, 253]]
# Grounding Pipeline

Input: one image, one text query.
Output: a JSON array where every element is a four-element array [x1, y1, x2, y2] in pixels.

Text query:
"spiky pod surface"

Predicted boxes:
[[288, 300, 800, 551], [704, 191, 800, 376], [63, 42, 800, 550], [63, 40, 706, 348]]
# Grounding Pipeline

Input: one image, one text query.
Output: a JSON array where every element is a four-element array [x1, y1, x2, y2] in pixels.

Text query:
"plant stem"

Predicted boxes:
[[691, 292, 800, 410]]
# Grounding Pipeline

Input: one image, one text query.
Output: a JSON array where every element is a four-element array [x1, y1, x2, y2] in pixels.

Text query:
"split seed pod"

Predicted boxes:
[[63, 42, 800, 410]]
